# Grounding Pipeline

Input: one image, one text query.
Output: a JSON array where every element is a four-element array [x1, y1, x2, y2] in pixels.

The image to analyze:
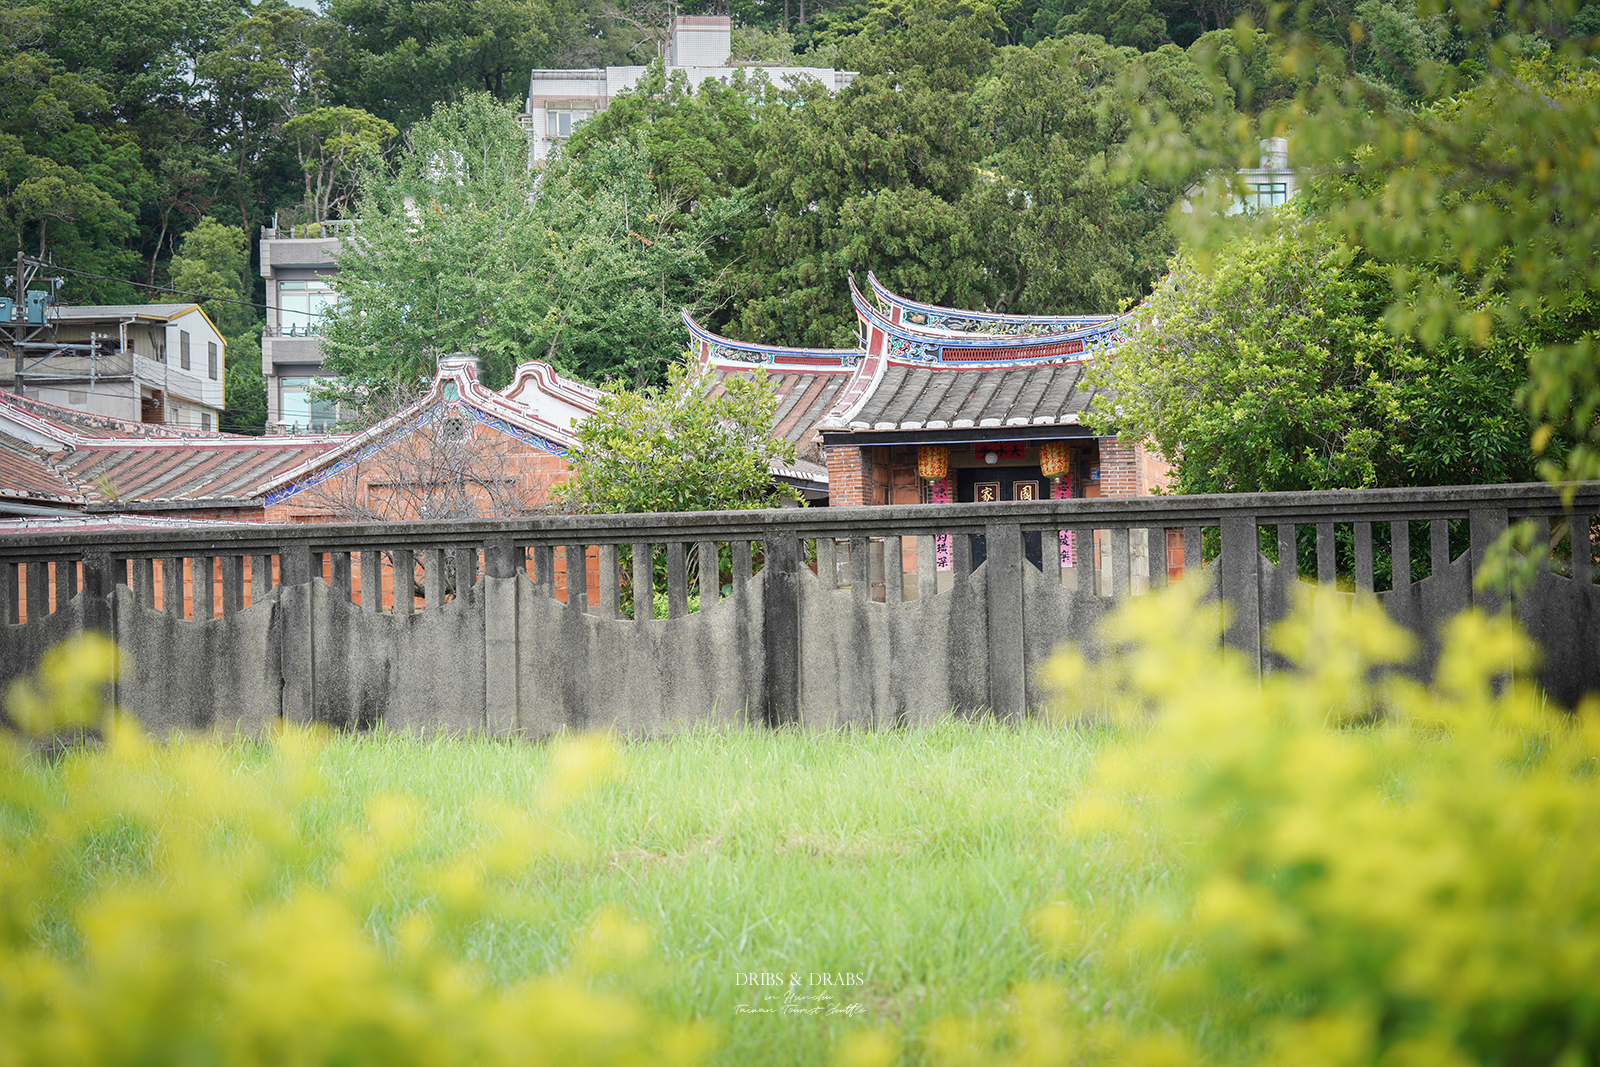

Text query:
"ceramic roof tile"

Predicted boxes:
[[846, 361, 1099, 430]]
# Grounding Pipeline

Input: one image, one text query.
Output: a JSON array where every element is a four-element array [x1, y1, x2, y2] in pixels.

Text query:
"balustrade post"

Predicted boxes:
[[279, 545, 316, 724], [760, 531, 801, 727], [163, 556, 183, 617], [1470, 506, 1509, 613], [55, 557, 78, 614], [1220, 516, 1262, 677], [883, 536, 903, 604], [483, 538, 521, 737], [986, 520, 1026, 718], [596, 545, 619, 619]]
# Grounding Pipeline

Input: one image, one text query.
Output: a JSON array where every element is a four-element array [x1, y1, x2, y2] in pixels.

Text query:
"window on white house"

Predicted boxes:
[[546, 109, 592, 138], [208, 341, 218, 380], [277, 279, 338, 337], [1243, 181, 1290, 210], [180, 331, 191, 370], [201, 412, 212, 431]]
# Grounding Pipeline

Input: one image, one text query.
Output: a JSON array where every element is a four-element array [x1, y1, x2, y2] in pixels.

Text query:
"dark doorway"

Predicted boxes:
[[956, 465, 1046, 569]]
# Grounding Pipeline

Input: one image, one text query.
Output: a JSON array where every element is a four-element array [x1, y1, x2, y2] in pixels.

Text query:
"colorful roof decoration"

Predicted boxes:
[[850, 277, 1127, 365], [865, 272, 1118, 337], [686, 315, 857, 495], [683, 310, 859, 369]]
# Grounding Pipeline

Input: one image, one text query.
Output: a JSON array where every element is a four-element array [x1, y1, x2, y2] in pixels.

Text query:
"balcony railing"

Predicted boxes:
[[261, 219, 359, 240]]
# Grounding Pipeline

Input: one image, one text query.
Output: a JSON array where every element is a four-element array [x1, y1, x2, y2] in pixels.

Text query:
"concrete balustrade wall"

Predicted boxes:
[[2, 483, 1598, 736]]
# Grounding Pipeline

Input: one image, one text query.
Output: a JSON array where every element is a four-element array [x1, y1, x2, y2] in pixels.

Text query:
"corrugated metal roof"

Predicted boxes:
[[51, 303, 198, 321]]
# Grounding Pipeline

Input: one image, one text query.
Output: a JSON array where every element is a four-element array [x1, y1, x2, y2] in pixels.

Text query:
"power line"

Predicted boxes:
[[42, 263, 332, 319]]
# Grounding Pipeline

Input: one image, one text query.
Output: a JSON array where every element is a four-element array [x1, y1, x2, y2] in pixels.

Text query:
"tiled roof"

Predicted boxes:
[[834, 358, 1099, 432], [0, 389, 218, 442], [50, 438, 340, 508], [0, 435, 80, 505]]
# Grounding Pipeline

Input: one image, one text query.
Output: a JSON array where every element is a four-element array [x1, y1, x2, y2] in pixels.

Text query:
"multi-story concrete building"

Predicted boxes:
[[0, 303, 227, 431], [525, 16, 856, 162], [259, 219, 352, 433]]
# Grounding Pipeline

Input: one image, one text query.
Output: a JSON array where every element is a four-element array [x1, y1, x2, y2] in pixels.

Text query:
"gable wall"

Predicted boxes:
[[263, 417, 573, 523]]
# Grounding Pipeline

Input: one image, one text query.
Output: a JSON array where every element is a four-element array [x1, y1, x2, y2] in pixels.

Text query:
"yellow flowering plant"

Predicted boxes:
[[0, 640, 710, 1067], [963, 581, 1600, 1067]]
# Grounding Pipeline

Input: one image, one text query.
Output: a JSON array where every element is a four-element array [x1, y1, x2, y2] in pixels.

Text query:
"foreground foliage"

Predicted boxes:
[[957, 582, 1600, 1065], [7, 587, 1598, 1066], [0, 648, 709, 1067]]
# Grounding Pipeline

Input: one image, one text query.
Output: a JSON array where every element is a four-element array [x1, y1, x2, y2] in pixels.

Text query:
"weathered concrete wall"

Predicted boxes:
[[2, 485, 1598, 736]]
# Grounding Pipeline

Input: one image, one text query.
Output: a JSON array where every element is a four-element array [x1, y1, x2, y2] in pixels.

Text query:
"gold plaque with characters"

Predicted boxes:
[[975, 482, 1000, 502], [1013, 481, 1039, 501]]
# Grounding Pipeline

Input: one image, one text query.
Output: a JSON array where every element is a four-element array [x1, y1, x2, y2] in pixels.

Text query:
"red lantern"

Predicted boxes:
[[1039, 441, 1070, 480], [917, 444, 949, 481]]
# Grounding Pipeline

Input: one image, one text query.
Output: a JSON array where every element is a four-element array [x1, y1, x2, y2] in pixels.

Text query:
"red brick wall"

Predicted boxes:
[[1097, 436, 1144, 498], [263, 433, 571, 523], [825, 446, 867, 506]]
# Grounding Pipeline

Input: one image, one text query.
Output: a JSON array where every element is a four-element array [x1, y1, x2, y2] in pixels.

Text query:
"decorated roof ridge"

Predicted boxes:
[[850, 277, 1126, 364], [865, 272, 1120, 336], [683, 310, 860, 369], [500, 359, 606, 409], [257, 358, 577, 506]]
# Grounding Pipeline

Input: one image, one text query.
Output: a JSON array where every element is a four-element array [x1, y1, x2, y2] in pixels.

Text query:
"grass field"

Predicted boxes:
[[303, 725, 1158, 1066], [13, 722, 1172, 1067]]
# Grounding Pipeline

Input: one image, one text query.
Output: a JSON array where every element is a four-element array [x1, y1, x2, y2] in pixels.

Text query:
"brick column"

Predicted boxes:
[[1096, 437, 1145, 498], [824, 445, 868, 506]]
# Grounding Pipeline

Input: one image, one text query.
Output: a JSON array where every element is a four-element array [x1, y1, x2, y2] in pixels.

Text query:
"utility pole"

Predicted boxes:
[[3, 253, 57, 397]]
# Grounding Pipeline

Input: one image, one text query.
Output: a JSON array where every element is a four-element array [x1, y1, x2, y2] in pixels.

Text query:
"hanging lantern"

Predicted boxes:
[[1039, 441, 1070, 480], [917, 444, 949, 481]]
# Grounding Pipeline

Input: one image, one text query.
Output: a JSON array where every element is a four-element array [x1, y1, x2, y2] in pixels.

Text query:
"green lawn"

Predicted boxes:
[[290, 725, 1152, 1066]]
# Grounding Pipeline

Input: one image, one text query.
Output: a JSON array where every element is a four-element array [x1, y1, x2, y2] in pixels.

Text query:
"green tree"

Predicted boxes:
[[728, 0, 1000, 346], [1089, 210, 1546, 494], [324, 0, 583, 127], [0, 7, 145, 300], [281, 106, 396, 224], [1131, 0, 1600, 484], [170, 215, 266, 434], [194, 0, 335, 233], [554, 359, 798, 513], [969, 34, 1216, 315], [320, 95, 722, 409]]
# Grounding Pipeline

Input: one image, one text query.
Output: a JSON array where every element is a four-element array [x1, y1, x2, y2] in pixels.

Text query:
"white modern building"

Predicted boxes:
[[525, 16, 856, 162], [1231, 137, 1298, 212], [259, 219, 351, 433], [0, 303, 226, 431]]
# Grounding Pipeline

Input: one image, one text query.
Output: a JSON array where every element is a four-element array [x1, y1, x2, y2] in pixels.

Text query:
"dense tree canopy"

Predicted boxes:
[[1090, 210, 1547, 493], [318, 95, 722, 404], [8, 0, 1598, 473]]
